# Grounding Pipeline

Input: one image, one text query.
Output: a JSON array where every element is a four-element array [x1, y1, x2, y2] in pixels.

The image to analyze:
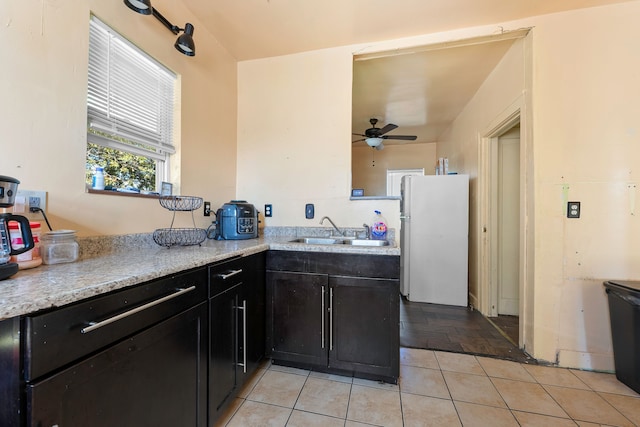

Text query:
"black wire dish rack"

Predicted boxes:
[[153, 196, 207, 247]]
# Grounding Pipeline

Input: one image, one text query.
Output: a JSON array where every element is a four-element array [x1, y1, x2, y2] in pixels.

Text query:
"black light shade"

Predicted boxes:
[[123, 0, 152, 15], [124, 1, 196, 58], [175, 23, 195, 56]]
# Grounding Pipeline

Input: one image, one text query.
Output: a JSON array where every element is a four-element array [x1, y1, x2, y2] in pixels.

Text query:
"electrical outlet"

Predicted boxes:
[[29, 196, 41, 210], [204, 201, 211, 216], [15, 190, 47, 217], [264, 204, 272, 217], [567, 201, 580, 218]]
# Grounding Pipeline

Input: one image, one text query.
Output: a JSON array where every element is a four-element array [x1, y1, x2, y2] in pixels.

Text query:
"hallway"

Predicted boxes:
[[400, 298, 534, 364]]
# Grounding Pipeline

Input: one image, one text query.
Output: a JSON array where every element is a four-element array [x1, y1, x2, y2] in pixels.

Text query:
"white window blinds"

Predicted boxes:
[[87, 17, 176, 161]]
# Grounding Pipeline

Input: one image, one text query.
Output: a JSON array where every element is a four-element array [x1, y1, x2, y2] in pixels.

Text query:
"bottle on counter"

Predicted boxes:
[[92, 166, 105, 190], [370, 210, 388, 240]]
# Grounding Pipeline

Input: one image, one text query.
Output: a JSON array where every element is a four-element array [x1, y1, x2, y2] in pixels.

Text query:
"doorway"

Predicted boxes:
[[478, 104, 527, 348], [386, 168, 424, 197]]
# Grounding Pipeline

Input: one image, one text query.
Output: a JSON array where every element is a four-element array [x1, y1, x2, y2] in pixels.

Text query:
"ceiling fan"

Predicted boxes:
[[352, 118, 417, 150]]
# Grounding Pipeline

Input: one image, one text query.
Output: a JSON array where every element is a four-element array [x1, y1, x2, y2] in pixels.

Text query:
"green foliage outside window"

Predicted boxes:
[[86, 142, 157, 191]]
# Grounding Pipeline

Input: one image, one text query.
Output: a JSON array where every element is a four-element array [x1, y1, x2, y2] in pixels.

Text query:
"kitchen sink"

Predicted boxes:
[[289, 237, 344, 245], [289, 237, 390, 246], [343, 239, 390, 246]]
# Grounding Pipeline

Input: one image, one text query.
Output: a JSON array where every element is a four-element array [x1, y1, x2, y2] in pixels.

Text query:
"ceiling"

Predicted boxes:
[[182, 0, 630, 61], [351, 36, 519, 146], [180, 0, 631, 148]]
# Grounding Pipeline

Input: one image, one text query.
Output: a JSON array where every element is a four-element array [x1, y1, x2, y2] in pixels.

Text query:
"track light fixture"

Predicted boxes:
[[123, 0, 196, 57], [124, 0, 152, 15]]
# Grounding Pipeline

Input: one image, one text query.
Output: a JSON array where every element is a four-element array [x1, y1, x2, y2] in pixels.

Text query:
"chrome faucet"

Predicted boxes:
[[319, 216, 344, 236], [362, 223, 370, 239]]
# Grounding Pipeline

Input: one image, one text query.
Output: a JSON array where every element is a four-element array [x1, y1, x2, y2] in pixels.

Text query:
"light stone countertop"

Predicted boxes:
[[0, 232, 399, 321]]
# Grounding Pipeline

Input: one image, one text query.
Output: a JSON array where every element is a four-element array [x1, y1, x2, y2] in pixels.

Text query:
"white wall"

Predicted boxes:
[[237, 2, 640, 371], [438, 37, 528, 345], [352, 143, 437, 196], [237, 48, 401, 231], [529, 4, 640, 369], [0, 0, 237, 235]]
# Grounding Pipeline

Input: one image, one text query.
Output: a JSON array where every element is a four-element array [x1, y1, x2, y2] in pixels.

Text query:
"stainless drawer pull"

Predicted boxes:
[[81, 286, 196, 334], [329, 287, 333, 351], [218, 269, 242, 280], [237, 299, 247, 373], [321, 286, 325, 349]]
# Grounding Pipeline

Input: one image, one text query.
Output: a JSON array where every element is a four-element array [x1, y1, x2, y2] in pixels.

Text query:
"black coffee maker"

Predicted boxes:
[[1, 175, 35, 280]]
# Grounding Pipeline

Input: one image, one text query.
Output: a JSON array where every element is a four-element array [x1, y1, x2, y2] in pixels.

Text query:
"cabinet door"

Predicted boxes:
[[239, 252, 266, 385], [267, 270, 328, 366], [28, 303, 208, 427], [209, 284, 241, 415], [329, 276, 399, 382]]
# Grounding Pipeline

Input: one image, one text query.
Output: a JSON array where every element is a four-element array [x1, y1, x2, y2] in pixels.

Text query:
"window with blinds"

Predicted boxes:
[[86, 16, 177, 192]]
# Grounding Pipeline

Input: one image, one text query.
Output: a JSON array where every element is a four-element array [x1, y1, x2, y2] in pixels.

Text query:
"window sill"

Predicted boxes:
[[350, 196, 401, 201], [87, 188, 161, 199]]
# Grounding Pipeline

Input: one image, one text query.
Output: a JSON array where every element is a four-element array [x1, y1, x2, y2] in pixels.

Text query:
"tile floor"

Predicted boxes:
[[214, 349, 640, 426]]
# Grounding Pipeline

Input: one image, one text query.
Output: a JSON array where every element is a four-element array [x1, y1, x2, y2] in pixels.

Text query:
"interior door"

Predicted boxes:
[[387, 168, 424, 197], [497, 126, 520, 315]]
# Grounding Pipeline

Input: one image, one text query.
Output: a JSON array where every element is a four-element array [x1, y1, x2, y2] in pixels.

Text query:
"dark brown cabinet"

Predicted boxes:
[[17, 266, 209, 427], [268, 271, 328, 366], [329, 275, 399, 380], [0, 252, 267, 427], [208, 252, 265, 421], [266, 251, 400, 383]]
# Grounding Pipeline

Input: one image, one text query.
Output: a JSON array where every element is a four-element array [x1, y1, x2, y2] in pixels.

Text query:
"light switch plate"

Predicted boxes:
[[305, 203, 314, 219]]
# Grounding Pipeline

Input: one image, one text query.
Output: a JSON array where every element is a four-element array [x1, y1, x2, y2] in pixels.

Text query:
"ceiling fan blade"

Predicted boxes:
[[352, 133, 366, 137], [352, 138, 365, 143], [377, 123, 398, 135], [382, 135, 417, 141]]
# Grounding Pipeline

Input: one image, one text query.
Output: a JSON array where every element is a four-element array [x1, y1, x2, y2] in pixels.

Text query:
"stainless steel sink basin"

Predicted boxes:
[[289, 237, 390, 246], [289, 237, 344, 245], [343, 239, 390, 246]]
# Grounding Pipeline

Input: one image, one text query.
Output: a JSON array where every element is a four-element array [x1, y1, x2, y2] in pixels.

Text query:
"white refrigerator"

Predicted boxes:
[[400, 174, 469, 306]]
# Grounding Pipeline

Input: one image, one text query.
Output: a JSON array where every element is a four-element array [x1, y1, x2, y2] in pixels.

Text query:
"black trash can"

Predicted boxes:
[[603, 280, 640, 394]]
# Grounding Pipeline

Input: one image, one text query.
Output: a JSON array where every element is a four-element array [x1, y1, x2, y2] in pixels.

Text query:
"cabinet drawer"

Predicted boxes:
[[24, 267, 208, 381], [209, 256, 245, 297], [267, 251, 400, 279]]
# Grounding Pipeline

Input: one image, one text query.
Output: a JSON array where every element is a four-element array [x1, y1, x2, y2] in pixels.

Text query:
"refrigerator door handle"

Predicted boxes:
[[400, 215, 410, 219]]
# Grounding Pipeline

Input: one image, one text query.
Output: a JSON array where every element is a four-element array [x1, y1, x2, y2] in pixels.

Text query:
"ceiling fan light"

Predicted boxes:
[[375, 143, 384, 151], [365, 137, 383, 147]]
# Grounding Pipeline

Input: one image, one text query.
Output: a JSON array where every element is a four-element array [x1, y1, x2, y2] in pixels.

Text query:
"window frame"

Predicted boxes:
[[86, 15, 177, 193]]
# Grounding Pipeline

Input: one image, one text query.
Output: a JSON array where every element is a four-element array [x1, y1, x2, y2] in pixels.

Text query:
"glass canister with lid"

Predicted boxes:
[[41, 230, 79, 265]]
